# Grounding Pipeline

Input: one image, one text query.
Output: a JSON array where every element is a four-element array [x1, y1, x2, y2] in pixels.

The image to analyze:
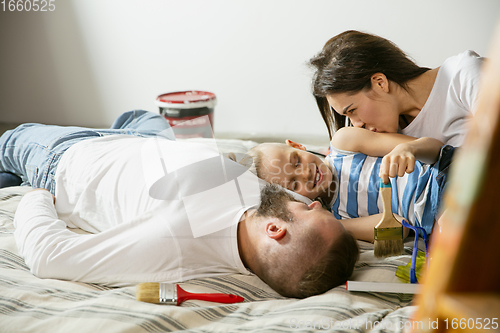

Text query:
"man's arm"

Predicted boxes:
[[331, 127, 444, 183], [13, 189, 175, 285], [14, 189, 84, 279]]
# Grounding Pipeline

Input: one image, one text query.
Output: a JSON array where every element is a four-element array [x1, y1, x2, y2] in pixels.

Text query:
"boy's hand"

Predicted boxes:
[[379, 142, 416, 184], [378, 137, 444, 184]]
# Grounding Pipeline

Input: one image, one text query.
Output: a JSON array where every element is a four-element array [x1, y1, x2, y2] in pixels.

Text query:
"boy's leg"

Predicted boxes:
[[109, 110, 175, 139]]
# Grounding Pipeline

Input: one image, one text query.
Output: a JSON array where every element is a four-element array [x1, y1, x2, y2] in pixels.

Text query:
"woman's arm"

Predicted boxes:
[[331, 127, 442, 158], [331, 127, 444, 183], [339, 213, 410, 243]]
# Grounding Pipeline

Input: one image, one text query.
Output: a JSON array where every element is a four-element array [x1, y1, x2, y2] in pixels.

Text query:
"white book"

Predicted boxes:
[[346, 281, 421, 294]]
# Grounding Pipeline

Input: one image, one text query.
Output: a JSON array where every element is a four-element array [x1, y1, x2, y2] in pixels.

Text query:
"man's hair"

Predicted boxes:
[[297, 231, 358, 298], [254, 182, 294, 222], [253, 184, 359, 298]]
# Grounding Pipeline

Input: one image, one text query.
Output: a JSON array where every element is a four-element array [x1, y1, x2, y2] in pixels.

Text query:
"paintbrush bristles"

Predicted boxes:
[[373, 182, 404, 257], [374, 239, 404, 258], [136, 282, 160, 304]]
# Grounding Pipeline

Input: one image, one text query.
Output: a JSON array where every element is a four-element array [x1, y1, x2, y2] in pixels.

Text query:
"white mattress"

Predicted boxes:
[[0, 185, 423, 332]]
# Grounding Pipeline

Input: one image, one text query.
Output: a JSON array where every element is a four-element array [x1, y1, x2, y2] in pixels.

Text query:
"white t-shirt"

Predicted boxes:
[[402, 50, 484, 146], [14, 135, 261, 286]]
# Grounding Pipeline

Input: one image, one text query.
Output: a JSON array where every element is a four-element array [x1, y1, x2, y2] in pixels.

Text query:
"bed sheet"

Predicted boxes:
[[0, 136, 424, 332], [0, 185, 422, 333]]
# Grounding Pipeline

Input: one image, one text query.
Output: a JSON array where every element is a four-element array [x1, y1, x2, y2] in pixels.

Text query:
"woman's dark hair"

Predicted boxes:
[[309, 30, 430, 138]]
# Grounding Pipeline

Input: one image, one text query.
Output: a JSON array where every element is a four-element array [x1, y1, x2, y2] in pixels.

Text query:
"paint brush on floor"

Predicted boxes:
[[136, 282, 244, 305], [374, 179, 404, 257]]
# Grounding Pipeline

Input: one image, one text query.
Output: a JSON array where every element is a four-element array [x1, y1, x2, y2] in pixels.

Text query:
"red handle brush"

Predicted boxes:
[[136, 282, 244, 305]]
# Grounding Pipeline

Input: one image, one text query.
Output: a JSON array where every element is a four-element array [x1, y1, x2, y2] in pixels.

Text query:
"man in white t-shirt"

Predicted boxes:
[[0, 111, 359, 298]]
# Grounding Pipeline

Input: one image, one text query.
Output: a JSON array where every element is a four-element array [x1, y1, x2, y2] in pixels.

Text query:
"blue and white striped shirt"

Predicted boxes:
[[326, 146, 440, 234]]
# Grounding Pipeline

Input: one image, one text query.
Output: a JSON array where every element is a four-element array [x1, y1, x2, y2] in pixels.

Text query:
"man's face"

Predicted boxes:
[[286, 200, 345, 246]]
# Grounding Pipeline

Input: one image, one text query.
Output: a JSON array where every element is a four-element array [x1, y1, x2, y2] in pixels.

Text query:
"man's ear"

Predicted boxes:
[[370, 73, 390, 93], [265, 222, 287, 240], [285, 139, 306, 151]]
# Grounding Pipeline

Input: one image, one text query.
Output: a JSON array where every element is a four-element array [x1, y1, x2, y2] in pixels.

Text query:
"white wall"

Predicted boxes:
[[1, 0, 499, 143]]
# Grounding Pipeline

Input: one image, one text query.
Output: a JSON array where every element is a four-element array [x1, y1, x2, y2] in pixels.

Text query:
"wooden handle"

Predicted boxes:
[[380, 186, 394, 220], [375, 181, 402, 228]]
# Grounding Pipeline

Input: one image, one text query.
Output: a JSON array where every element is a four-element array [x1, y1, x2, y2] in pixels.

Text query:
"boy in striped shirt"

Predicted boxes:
[[243, 127, 454, 242]]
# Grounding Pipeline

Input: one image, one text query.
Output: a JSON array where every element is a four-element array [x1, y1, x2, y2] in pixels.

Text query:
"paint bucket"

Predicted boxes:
[[156, 91, 217, 138]]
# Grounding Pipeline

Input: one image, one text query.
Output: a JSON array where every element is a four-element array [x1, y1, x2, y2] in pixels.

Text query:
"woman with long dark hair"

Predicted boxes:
[[310, 30, 484, 147]]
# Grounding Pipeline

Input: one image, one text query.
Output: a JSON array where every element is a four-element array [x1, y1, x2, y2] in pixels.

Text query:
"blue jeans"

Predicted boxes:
[[0, 110, 174, 194]]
